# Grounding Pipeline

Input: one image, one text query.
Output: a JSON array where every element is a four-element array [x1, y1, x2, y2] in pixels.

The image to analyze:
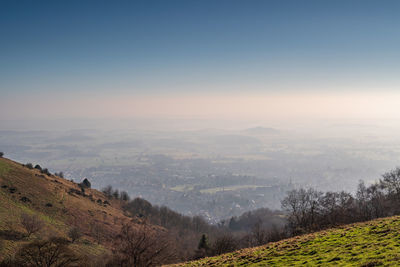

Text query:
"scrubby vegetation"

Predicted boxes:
[[282, 167, 400, 235], [4, 154, 400, 266], [13, 237, 80, 267], [40, 168, 51, 176], [20, 213, 44, 238], [54, 172, 64, 178], [174, 167, 400, 265], [24, 163, 33, 169], [102, 185, 129, 202], [175, 216, 400, 266], [91, 166, 400, 264], [110, 221, 177, 266], [67, 227, 82, 243]]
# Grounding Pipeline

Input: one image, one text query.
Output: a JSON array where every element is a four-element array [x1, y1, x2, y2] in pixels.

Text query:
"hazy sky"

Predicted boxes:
[[2, 0, 400, 121]]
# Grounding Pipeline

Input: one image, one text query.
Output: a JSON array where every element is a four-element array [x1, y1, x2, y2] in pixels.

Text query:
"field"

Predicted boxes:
[[174, 216, 400, 266], [199, 185, 266, 194]]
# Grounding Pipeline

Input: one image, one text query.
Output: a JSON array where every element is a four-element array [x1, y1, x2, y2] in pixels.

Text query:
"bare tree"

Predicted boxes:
[[112, 189, 120, 199], [281, 188, 322, 234], [367, 183, 387, 218], [120, 191, 130, 202], [102, 185, 113, 199], [21, 213, 44, 238], [379, 167, 400, 215], [111, 221, 176, 266], [90, 223, 105, 244], [210, 233, 238, 256], [15, 237, 79, 267], [380, 167, 400, 197], [250, 221, 268, 246], [67, 227, 82, 243], [356, 180, 374, 221]]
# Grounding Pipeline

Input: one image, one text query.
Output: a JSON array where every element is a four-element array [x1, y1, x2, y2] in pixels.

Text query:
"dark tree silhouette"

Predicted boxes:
[[210, 234, 238, 255], [34, 164, 42, 171], [25, 163, 33, 169], [102, 185, 113, 198]]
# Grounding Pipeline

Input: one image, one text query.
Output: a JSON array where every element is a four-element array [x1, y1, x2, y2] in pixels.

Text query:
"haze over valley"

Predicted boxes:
[[2, 118, 399, 222]]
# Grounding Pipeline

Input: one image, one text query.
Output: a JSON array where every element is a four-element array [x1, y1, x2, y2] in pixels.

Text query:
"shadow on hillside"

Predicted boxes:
[[0, 229, 25, 240]]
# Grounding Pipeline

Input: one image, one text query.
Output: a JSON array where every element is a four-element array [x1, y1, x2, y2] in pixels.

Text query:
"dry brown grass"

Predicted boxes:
[[0, 157, 145, 260]]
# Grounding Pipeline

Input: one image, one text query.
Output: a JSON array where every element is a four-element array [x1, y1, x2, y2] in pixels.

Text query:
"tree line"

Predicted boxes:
[[281, 167, 400, 235], [96, 166, 400, 264], [5, 153, 400, 266]]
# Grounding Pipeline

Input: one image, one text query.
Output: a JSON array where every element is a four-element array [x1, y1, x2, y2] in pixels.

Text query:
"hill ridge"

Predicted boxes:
[[0, 157, 140, 260]]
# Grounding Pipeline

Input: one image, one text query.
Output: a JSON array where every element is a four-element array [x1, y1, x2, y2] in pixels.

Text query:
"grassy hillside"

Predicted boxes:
[[0, 157, 139, 261], [174, 216, 400, 266]]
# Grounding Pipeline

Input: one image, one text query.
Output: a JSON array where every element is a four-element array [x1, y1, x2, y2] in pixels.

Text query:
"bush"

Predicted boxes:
[[102, 185, 113, 198], [41, 168, 51, 176], [25, 163, 33, 169], [54, 172, 64, 178], [67, 227, 82, 243], [34, 165, 42, 171], [111, 222, 176, 266], [112, 189, 119, 199], [20, 213, 44, 237], [15, 237, 79, 266], [90, 223, 105, 244], [0, 152, 3, 158], [79, 178, 91, 188], [120, 191, 130, 202], [125, 198, 153, 217], [211, 234, 238, 256]]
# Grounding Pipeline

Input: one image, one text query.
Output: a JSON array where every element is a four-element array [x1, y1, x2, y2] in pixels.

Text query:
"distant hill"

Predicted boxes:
[[243, 127, 280, 135], [174, 216, 400, 266], [211, 134, 262, 146], [0, 157, 150, 261]]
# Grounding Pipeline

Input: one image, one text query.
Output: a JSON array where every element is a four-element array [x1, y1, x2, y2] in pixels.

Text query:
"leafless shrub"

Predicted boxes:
[[210, 233, 238, 256], [67, 227, 82, 243], [15, 237, 80, 267], [90, 223, 106, 244], [110, 221, 177, 266], [20, 213, 44, 238]]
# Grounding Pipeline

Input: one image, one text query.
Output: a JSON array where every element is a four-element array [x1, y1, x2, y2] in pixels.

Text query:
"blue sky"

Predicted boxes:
[[1, 0, 400, 120]]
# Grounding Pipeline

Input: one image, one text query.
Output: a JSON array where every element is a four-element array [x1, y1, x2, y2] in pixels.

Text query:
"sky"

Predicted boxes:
[[1, 0, 400, 122]]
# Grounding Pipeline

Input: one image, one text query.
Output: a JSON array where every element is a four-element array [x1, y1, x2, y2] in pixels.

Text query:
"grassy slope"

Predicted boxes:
[[175, 217, 400, 267], [0, 157, 136, 260]]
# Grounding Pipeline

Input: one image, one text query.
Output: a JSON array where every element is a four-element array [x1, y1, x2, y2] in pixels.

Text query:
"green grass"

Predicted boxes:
[[175, 216, 400, 266], [0, 161, 10, 176]]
